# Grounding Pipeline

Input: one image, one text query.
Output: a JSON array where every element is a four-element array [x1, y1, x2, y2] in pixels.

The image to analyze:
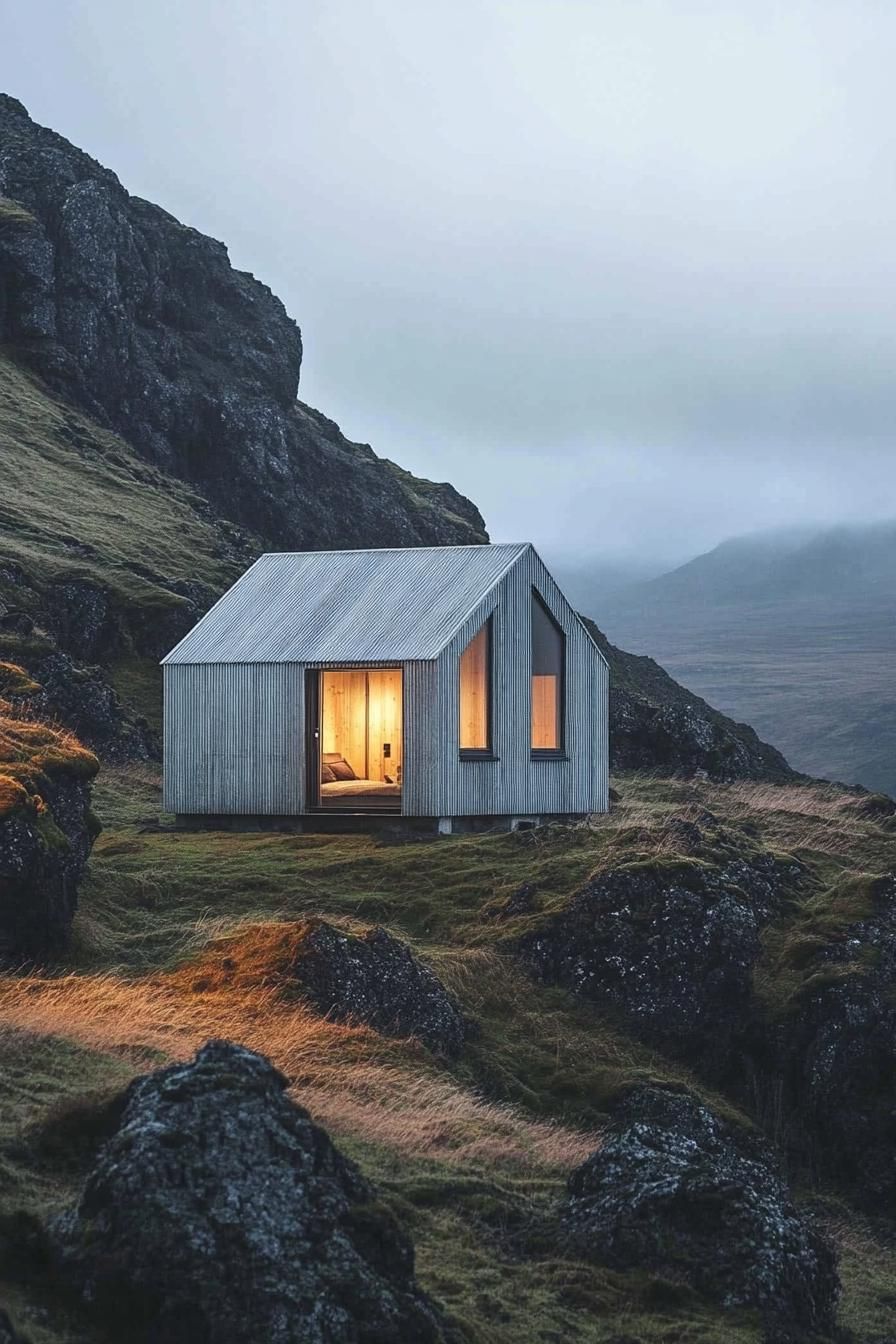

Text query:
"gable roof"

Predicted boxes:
[[162, 543, 530, 665]]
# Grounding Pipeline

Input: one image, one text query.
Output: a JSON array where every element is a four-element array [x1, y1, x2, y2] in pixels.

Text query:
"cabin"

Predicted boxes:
[[162, 543, 609, 830]]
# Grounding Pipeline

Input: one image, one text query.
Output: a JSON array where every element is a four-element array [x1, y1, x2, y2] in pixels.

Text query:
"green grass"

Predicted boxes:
[[105, 655, 164, 734], [2, 767, 895, 1340], [0, 196, 37, 227], [0, 355, 244, 607]]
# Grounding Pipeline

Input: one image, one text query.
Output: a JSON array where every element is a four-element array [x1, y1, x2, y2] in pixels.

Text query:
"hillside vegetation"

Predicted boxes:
[[0, 767, 894, 1340], [4, 93, 891, 1342]]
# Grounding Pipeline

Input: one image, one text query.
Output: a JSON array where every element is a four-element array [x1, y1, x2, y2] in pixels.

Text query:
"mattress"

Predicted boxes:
[[320, 779, 401, 799]]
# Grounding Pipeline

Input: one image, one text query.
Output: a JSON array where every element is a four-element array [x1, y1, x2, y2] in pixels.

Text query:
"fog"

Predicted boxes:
[[5, 1, 896, 569]]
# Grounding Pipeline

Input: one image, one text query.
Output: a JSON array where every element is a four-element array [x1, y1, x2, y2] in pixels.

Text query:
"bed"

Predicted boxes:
[[319, 753, 401, 808], [320, 779, 401, 800]]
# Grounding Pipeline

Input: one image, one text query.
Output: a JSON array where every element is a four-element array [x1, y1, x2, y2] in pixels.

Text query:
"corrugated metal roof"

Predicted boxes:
[[162, 544, 531, 664]]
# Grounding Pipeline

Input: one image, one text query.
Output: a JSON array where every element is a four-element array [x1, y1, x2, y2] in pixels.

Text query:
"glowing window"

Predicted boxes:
[[459, 619, 491, 753], [531, 592, 564, 752]]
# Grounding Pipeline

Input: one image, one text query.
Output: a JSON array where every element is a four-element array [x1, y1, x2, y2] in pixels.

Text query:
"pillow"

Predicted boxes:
[[320, 763, 337, 784], [322, 752, 343, 764], [329, 758, 356, 781]]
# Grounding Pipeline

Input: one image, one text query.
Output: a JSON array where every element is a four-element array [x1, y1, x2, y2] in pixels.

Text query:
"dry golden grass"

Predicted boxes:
[[0, 662, 40, 697], [0, 966, 598, 1175], [722, 781, 858, 819], [0, 671, 99, 818]]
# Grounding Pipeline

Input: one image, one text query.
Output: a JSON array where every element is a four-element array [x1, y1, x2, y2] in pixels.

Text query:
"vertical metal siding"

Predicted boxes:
[[163, 549, 609, 819], [408, 547, 609, 817], [163, 663, 303, 814]]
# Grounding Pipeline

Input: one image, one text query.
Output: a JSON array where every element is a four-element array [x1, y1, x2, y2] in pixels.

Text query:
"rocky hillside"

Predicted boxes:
[[0, 94, 485, 759], [585, 619, 793, 781], [1, 767, 895, 1341], [0, 94, 794, 784], [0, 94, 485, 553]]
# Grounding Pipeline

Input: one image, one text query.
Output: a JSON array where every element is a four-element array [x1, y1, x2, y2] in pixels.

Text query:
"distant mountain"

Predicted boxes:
[[591, 522, 896, 793], [548, 556, 664, 611]]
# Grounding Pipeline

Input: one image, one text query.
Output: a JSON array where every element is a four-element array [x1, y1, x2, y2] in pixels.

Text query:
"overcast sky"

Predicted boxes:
[[5, 1, 896, 568]]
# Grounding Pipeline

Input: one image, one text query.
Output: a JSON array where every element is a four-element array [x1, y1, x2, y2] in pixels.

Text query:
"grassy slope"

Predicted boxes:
[[0, 355, 249, 722], [1, 769, 895, 1341]]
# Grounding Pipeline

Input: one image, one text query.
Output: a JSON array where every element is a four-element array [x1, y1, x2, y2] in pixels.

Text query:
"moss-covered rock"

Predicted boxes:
[[190, 919, 471, 1058], [563, 1086, 839, 1337], [0, 664, 99, 958], [771, 872, 896, 1209], [513, 850, 798, 1074], [52, 1040, 452, 1343]]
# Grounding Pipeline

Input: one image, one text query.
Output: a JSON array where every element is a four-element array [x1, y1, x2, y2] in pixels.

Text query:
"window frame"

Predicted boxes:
[[458, 614, 495, 760], [530, 589, 566, 758]]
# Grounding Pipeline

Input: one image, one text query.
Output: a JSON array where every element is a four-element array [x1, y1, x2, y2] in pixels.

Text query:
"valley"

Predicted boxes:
[[586, 524, 896, 793]]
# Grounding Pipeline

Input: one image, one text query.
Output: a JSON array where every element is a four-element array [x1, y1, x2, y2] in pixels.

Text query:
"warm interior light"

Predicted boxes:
[[321, 669, 402, 782], [459, 621, 490, 750], [531, 592, 563, 751], [531, 675, 559, 750]]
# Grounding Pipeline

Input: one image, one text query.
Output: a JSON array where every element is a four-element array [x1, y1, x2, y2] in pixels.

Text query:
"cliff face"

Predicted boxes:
[[0, 94, 795, 783], [0, 94, 486, 551]]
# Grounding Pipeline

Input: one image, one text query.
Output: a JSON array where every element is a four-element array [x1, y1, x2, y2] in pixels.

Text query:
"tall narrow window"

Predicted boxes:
[[531, 591, 564, 752], [459, 618, 491, 753]]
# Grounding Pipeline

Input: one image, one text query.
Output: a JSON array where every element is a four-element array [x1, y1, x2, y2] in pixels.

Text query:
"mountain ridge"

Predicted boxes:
[[0, 93, 486, 553], [593, 520, 896, 791]]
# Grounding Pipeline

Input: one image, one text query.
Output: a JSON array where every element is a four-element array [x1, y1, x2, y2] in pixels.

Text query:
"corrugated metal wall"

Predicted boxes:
[[405, 547, 608, 817], [163, 663, 303, 814], [163, 549, 608, 818]]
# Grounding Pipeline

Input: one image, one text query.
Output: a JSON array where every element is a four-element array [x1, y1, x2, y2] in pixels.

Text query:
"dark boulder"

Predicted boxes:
[[0, 1309, 29, 1344], [563, 1086, 838, 1338], [53, 1040, 450, 1344], [287, 920, 469, 1057], [0, 772, 96, 961], [777, 873, 896, 1208], [205, 919, 470, 1058], [514, 855, 791, 1071]]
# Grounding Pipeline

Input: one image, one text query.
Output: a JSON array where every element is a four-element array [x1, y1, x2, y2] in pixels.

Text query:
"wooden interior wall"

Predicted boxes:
[[367, 669, 402, 782], [531, 674, 559, 749], [322, 671, 368, 777], [459, 623, 489, 749], [321, 669, 402, 782]]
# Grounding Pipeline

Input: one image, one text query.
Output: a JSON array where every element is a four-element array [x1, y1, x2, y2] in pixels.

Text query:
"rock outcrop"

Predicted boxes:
[[776, 872, 896, 1209], [0, 96, 805, 787], [0, 94, 486, 554], [514, 853, 796, 1073], [195, 919, 470, 1058], [0, 1310, 29, 1344], [53, 1040, 450, 1344], [563, 1086, 838, 1337], [583, 620, 794, 780], [0, 663, 99, 959]]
